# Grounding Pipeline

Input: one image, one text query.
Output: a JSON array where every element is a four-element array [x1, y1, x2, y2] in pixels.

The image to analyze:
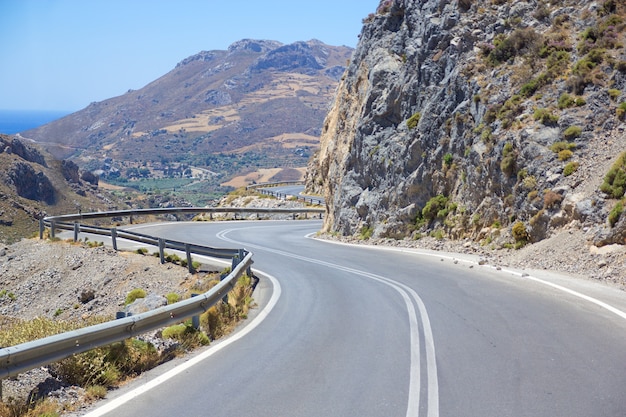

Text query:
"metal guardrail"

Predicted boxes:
[[0, 206, 325, 382], [246, 181, 324, 205], [0, 251, 253, 380]]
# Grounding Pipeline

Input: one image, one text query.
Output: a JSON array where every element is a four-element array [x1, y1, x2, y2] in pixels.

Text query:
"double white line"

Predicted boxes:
[[217, 228, 440, 417]]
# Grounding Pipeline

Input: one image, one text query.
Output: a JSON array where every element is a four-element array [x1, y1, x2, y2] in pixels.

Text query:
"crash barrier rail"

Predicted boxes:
[[0, 250, 253, 380], [0, 205, 325, 383], [246, 181, 324, 206], [39, 207, 323, 272]]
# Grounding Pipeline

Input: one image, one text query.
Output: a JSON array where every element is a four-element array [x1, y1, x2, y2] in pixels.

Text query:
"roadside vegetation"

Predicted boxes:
[[0, 252, 255, 417]]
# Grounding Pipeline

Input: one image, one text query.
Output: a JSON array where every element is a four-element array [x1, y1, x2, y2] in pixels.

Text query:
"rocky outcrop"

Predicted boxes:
[[61, 160, 81, 183], [0, 136, 46, 166], [7, 162, 55, 204], [307, 0, 626, 248]]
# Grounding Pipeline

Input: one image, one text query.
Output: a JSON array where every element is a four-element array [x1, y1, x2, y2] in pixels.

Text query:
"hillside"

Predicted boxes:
[[307, 0, 626, 266], [0, 134, 126, 243], [19, 40, 352, 193]]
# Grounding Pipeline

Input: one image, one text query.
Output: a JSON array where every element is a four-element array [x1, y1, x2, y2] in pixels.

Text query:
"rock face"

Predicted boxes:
[[0, 134, 123, 243], [307, 0, 626, 247], [7, 162, 56, 204]]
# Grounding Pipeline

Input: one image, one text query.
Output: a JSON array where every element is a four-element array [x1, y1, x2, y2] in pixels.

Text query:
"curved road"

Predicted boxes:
[[84, 220, 626, 417]]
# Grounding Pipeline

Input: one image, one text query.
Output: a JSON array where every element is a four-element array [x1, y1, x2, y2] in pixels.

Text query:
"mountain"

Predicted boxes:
[[0, 134, 126, 243], [20, 39, 352, 189], [306, 0, 626, 249]]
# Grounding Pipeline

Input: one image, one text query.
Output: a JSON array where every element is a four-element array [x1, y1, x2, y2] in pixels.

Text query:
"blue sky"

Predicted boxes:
[[0, 0, 378, 111]]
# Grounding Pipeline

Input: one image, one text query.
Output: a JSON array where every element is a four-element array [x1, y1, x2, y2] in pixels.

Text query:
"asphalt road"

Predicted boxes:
[[83, 220, 626, 417]]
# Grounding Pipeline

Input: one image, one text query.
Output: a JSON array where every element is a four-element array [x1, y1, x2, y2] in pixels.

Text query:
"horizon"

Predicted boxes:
[[0, 0, 377, 113]]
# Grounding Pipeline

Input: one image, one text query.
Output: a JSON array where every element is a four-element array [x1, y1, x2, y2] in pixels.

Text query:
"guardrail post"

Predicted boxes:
[[50, 221, 56, 239], [158, 238, 165, 264], [191, 294, 199, 329], [185, 244, 194, 273], [39, 218, 44, 239], [111, 228, 118, 251], [73, 222, 79, 242]]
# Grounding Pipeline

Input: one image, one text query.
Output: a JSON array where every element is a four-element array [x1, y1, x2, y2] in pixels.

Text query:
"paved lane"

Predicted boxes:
[[84, 220, 626, 417]]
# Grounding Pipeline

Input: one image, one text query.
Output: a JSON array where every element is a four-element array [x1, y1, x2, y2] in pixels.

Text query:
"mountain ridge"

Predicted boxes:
[[20, 39, 352, 191]]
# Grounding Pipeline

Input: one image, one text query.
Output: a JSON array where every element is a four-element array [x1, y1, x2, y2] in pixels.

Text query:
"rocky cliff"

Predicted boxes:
[[0, 134, 125, 243], [307, 0, 626, 249]]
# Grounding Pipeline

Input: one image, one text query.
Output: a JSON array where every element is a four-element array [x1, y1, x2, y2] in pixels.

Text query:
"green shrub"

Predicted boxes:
[[86, 385, 108, 400], [601, 152, 626, 198], [125, 288, 147, 306], [359, 226, 374, 240], [608, 88, 622, 100], [422, 195, 450, 221], [558, 149, 573, 161], [563, 126, 582, 140], [617, 102, 626, 120], [550, 141, 577, 153], [520, 73, 552, 98], [498, 95, 523, 128], [500, 142, 517, 176], [443, 153, 453, 167], [162, 323, 210, 350], [533, 108, 559, 125], [407, 112, 421, 129], [609, 200, 624, 227], [511, 221, 529, 244], [563, 161, 579, 176], [135, 248, 148, 255], [166, 293, 180, 304], [486, 28, 541, 66]]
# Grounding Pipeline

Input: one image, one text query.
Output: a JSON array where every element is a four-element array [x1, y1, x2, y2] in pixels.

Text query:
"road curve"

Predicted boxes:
[[83, 220, 626, 417]]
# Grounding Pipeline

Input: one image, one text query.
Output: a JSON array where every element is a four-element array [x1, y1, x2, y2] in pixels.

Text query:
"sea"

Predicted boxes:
[[0, 109, 71, 135]]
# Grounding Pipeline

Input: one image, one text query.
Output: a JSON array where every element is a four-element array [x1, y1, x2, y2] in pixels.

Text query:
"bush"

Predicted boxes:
[[359, 225, 374, 240], [162, 323, 210, 350], [533, 108, 559, 125], [407, 112, 421, 129], [166, 293, 180, 304], [563, 126, 582, 140], [544, 190, 563, 209], [601, 152, 626, 198], [443, 153, 453, 167], [511, 221, 529, 243], [617, 102, 626, 120], [609, 200, 624, 227], [487, 28, 541, 66], [125, 288, 147, 306], [558, 149, 573, 161], [422, 195, 450, 221], [500, 142, 517, 176], [563, 161, 580, 176], [608, 88, 622, 100], [550, 141, 577, 153]]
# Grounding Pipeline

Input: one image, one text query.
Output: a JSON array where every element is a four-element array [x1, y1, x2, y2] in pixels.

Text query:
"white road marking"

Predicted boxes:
[[82, 270, 282, 417], [216, 228, 439, 417], [333, 241, 626, 323]]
